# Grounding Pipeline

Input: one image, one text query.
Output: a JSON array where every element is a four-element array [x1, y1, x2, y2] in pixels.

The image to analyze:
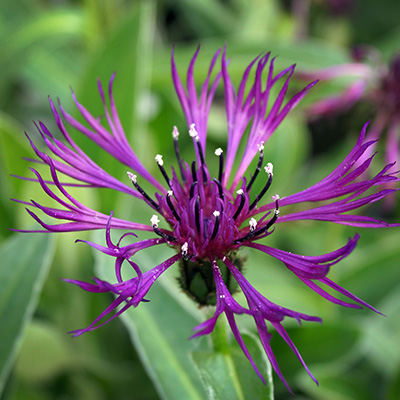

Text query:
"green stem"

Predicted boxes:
[[211, 313, 230, 354]]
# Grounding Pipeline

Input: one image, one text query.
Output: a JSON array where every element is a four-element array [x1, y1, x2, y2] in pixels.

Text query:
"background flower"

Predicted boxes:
[[298, 47, 400, 172]]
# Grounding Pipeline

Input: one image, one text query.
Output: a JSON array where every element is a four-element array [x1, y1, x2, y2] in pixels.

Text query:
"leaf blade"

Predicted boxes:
[[0, 233, 54, 395]]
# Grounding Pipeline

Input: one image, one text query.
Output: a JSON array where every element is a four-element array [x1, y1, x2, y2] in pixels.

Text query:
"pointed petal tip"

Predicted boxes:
[[68, 329, 85, 337]]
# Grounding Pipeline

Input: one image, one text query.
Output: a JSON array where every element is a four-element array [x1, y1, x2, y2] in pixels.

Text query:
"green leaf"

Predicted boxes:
[[94, 241, 208, 400], [0, 8, 84, 93], [0, 233, 54, 395], [75, 1, 157, 212], [15, 321, 75, 383], [361, 287, 400, 376], [77, 0, 156, 142], [192, 332, 274, 400]]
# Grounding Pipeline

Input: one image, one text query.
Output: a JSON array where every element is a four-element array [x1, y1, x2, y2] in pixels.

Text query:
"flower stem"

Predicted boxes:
[[211, 314, 230, 354]]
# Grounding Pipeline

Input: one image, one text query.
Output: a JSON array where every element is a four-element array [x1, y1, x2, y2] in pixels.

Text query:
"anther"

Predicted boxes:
[[127, 171, 137, 183], [246, 144, 264, 192], [166, 190, 180, 221], [234, 217, 257, 244], [272, 194, 280, 208], [150, 214, 177, 242], [189, 123, 206, 166], [191, 161, 197, 183], [150, 214, 160, 227], [249, 217, 257, 232], [172, 126, 186, 182], [265, 163, 273, 176], [249, 162, 274, 210], [181, 242, 190, 261], [189, 123, 199, 140], [155, 154, 171, 188], [172, 126, 179, 140], [233, 189, 246, 220], [155, 154, 164, 166], [128, 172, 160, 211], [211, 210, 221, 240], [215, 148, 224, 183]]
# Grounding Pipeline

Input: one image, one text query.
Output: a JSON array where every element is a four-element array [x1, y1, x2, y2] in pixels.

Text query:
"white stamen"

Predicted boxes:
[[167, 190, 173, 196], [150, 215, 160, 227], [215, 148, 223, 156], [213, 210, 220, 218], [155, 154, 164, 166], [127, 171, 137, 183], [189, 123, 199, 141], [272, 194, 280, 201], [236, 189, 244, 195], [265, 162, 273, 176], [182, 242, 188, 253], [257, 142, 265, 152], [275, 209, 280, 216], [249, 217, 257, 231], [172, 126, 179, 139]]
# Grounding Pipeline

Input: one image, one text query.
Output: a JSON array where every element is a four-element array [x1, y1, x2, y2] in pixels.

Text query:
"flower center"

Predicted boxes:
[[128, 124, 279, 266]]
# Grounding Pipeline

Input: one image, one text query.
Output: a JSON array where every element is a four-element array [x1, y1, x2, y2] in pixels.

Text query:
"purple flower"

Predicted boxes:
[[15, 45, 398, 392], [298, 48, 400, 172]]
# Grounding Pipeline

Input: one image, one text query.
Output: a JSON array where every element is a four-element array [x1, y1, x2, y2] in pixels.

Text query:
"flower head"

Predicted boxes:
[[15, 45, 398, 392]]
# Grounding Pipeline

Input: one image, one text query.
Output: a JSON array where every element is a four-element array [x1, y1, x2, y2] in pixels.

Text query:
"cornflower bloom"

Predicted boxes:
[[15, 46, 398, 392], [298, 47, 400, 169]]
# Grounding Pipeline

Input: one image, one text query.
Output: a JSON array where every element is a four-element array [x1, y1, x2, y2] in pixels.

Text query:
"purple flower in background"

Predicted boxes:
[[298, 47, 400, 171], [15, 46, 398, 392]]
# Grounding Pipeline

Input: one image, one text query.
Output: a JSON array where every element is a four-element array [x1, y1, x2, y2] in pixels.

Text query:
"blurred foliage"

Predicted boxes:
[[1, 0, 400, 399]]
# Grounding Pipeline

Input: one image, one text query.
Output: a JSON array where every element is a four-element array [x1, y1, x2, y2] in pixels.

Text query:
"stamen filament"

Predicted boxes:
[[172, 126, 186, 182], [234, 217, 257, 243], [195, 196, 201, 233], [155, 154, 171, 188], [166, 190, 180, 221], [211, 210, 220, 240], [127, 172, 160, 211], [215, 148, 224, 184], [213, 178, 224, 200], [233, 189, 246, 220], [253, 210, 279, 237], [246, 144, 264, 192], [189, 123, 206, 166], [253, 196, 280, 237], [196, 138, 206, 166], [191, 161, 197, 183], [249, 162, 273, 210], [150, 214, 176, 242]]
